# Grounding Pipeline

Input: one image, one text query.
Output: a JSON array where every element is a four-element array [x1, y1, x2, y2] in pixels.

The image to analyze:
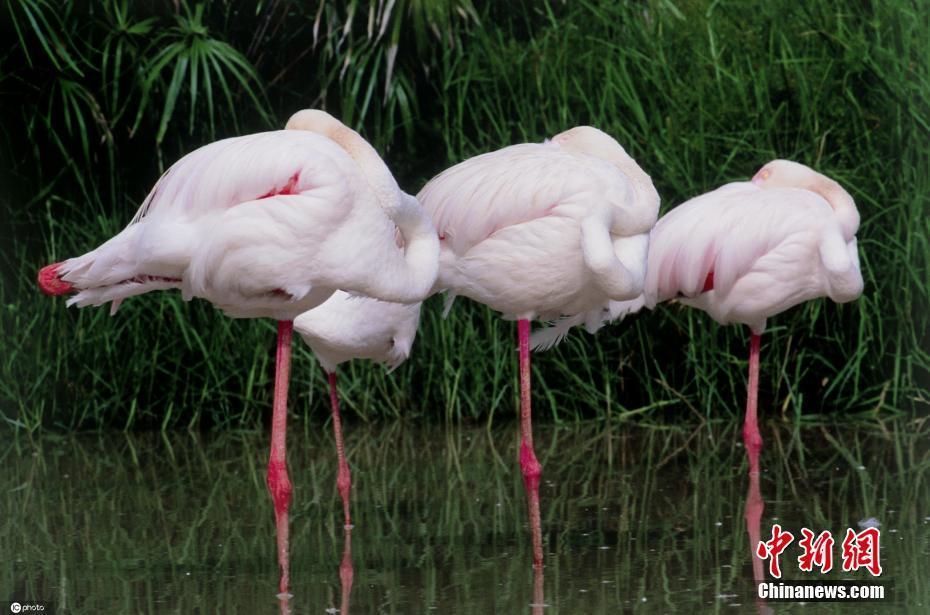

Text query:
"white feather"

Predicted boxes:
[[529, 313, 585, 351]]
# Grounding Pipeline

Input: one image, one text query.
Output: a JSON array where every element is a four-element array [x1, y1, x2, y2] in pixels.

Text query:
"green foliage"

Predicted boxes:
[[132, 2, 272, 148], [0, 0, 927, 431], [309, 0, 477, 145]]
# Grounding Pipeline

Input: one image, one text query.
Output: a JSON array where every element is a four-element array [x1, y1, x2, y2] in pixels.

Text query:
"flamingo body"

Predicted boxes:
[[42, 127, 437, 320], [607, 161, 863, 332], [419, 127, 659, 320]]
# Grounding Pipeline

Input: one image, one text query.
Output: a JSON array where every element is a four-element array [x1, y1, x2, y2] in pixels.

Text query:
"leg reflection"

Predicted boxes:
[[744, 467, 773, 614], [530, 562, 546, 613], [339, 527, 355, 615], [278, 592, 292, 615]]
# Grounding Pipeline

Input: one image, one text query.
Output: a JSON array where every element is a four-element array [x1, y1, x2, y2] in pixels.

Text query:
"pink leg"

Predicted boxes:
[[328, 370, 353, 528], [518, 319, 544, 568], [743, 333, 763, 475], [267, 320, 294, 596]]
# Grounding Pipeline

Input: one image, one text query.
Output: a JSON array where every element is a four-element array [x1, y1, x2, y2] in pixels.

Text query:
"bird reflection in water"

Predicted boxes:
[[528, 485, 546, 613], [531, 562, 546, 614], [278, 589, 292, 615], [744, 467, 773, 615], [338, 528, 355, 615], [277, 527, 354, 615]]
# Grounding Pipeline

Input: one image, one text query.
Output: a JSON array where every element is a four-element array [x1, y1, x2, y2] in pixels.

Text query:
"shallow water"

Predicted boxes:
[[2, 418, 928, 613]]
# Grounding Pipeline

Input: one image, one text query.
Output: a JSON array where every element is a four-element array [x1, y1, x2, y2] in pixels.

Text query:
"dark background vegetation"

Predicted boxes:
[[1, 0, 927, 431]]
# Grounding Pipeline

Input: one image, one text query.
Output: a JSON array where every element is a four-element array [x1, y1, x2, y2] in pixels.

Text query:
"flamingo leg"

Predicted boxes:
[[267, 320, 294, 597], [328, 370, 353, 528], [743, 332, 763, 475], [518, 318, 544, 568]]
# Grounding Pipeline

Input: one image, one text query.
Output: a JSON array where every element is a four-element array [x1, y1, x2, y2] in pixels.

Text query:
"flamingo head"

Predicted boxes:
[[550, 126, 630, 160], [385, 303, 421, 371], [553, 126, 659, 223], [386, 333, 414, 371], [751, 159, 818, 188], [285, 109, 343, 134]]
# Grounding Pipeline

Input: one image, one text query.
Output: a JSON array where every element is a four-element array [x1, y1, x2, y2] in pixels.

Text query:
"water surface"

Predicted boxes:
[[2, 419, 928, 613]]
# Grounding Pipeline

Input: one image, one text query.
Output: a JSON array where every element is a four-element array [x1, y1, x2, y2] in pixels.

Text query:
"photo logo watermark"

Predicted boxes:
[[753, 526, 886, 603], [756, 525, 882, 578], [759, 581, 886, 602], [3, 603, 50, 614]]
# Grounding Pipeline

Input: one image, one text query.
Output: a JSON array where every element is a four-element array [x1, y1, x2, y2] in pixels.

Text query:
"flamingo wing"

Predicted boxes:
[[128, 130, 360, 224], [646, 182, 835, 304], [418, 142, 636, 255], [57, 130, 382, 311]]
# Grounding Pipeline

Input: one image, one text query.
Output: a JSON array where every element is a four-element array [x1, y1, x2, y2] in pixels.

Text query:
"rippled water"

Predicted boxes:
[[3, 419, 928, 613]]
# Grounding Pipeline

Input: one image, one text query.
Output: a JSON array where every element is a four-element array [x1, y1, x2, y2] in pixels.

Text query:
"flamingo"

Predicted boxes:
[[293, 291, 421, 527], [569, 160, 863, 474], [36, 109, 439, 595], [418, 126, 660, 566]]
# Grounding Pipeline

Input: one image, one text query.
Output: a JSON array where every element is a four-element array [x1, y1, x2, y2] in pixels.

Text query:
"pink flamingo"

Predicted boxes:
[[293, 291, 421, 527], [581, 160, 863, 474], [418, 126, 660, 566], [37, 109, 439, 594]]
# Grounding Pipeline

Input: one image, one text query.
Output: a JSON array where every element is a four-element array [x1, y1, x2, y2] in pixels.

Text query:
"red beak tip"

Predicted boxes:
[[38, 262, 74, 296]]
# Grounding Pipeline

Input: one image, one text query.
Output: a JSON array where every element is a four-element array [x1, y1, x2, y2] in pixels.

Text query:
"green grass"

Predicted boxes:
[[1, 0, 928, 431]]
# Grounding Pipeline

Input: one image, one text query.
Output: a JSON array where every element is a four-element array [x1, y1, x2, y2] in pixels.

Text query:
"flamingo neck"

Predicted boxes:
[[287, 111, 401, 214], [327, 125, 402, 214], [813, 179, 859, 240], [593, 147, 660, 235]]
